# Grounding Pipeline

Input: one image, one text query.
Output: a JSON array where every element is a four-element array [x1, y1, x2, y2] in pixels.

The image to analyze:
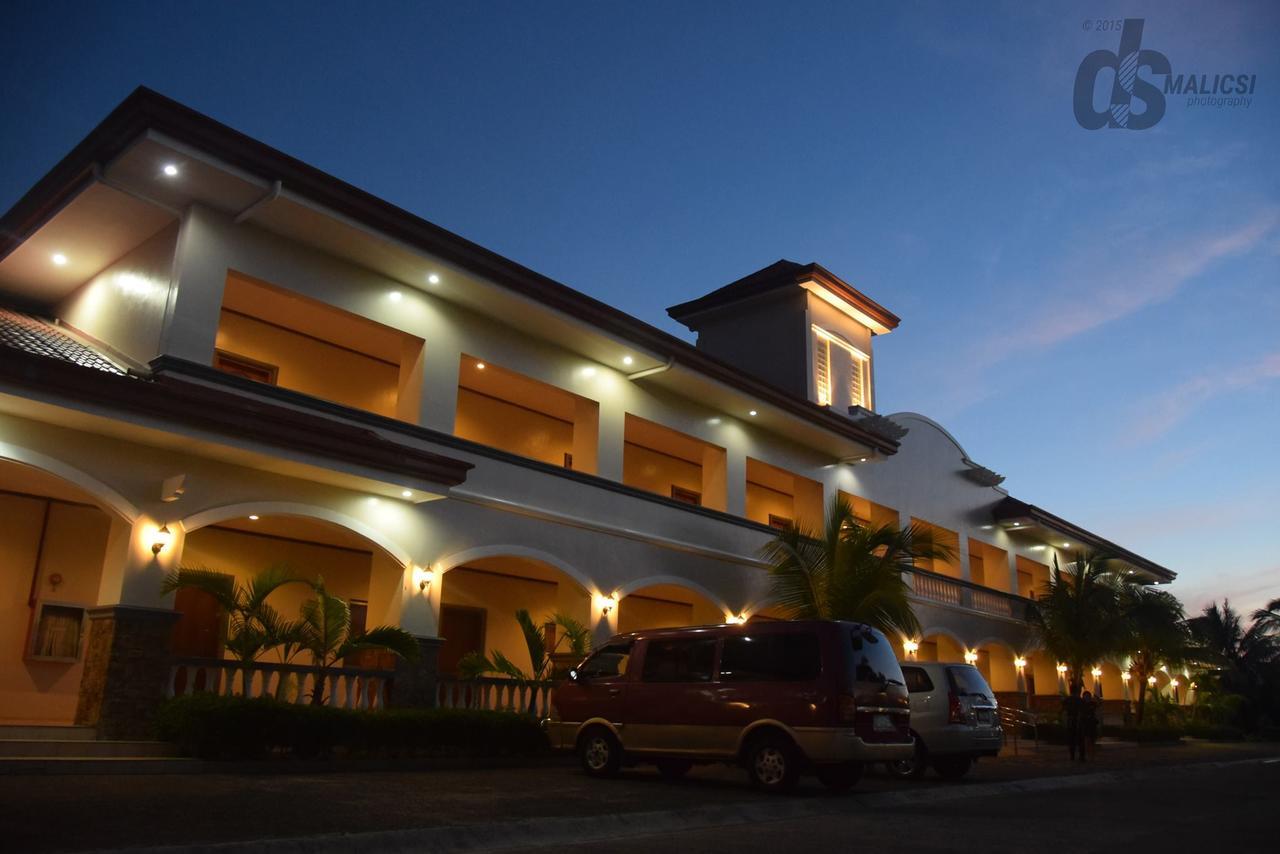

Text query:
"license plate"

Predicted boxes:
[[873, 714, 895, 733], [976, 710, 993, 725]]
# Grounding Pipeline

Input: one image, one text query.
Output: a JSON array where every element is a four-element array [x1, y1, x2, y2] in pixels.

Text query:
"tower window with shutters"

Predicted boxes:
[[812, 325, 871, 410]]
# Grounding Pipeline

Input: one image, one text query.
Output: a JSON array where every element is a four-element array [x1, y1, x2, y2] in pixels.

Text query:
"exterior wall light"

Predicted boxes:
[[414, 565, 435, 591], [1148, 675, 1158, 686], [1056, 663, 1068, 674], [1014, 657, 1027, 669], [52, 253, 68, 266], [596, 593, 618, 615], [726, 614, 747, 625], [1170, 679, 1180, 689], [151, 524, 174, 555], [964, 650, 978, 664], [162, 163, 179, 177], [1121, 671, 1131, 682], [1091, 667, 1103, 679], [903, 639, 920, 659]]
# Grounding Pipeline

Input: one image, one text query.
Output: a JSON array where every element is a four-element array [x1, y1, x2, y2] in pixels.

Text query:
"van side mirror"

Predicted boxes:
[[568, 668, 587, 683]]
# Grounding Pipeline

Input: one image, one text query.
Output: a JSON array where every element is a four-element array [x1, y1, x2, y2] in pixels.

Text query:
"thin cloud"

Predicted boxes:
[[1120, 351, 1280, 445]]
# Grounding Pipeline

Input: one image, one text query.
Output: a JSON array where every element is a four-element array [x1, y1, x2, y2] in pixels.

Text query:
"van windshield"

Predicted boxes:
[[849, 627, 903, 687]]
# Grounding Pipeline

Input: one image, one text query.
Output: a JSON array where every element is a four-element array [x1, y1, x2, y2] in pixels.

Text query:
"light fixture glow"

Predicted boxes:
[[151, 524, 174, 555], [51, 253, 68, 266], [475, 362, 486, 370], [427, 273, 440, 284], [1091, 667, 1103, 678], [401, 489, 413, 498], [903, 639, 919, 654], [414, 565, 436, 591], [595, 593, 618, 615], [162, 163, 179, 177], [858, 457, 868, 463], [964, 650, 979, 664], [1148, 675, 1158, 685], [248, 515, 260, 521], [1121, 671, 1131, 682], [582, 367, 597, 378], [622, 355, 634, 366], [1061, 543, 1071, 548], [1014, 657, 1027, 669], [1056, 663, 1068, 674], [748, 410, 758, 417], [388, 291, 402, 301]]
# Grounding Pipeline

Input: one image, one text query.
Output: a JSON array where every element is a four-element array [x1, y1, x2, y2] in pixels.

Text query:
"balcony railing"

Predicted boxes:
[[908, 568, 1031, 621], [167, 657, 392, 710], [436, 677, 556, 719]]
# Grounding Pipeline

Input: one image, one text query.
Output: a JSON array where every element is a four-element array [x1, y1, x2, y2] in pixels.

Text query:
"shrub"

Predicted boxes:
[[156, 694, 548, 760], [1181, 723, 1245, 741], [1032, 722, 1183, 744]]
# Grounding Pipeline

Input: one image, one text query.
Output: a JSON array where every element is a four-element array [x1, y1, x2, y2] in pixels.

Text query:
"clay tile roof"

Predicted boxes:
[[0, 308, 124, 375]]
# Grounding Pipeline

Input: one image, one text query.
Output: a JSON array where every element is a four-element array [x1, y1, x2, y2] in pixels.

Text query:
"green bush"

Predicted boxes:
[[155, 694, 548, 760], [1181, 723, 1245, 741], [1033, 722, 1183, 744]]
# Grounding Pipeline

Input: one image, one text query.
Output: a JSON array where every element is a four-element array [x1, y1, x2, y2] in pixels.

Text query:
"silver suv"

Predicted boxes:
[[888, 661, 1002, 780]]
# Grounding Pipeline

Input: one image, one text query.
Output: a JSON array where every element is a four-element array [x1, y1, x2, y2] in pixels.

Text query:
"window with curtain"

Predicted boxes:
[[32, 604, 84, 660]]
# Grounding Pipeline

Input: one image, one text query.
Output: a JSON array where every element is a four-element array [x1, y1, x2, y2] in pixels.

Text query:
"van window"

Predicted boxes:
[[849, 627, 904, 686], [901, 666, 934, 694], [948, 665, 994, 699], [578, 642, 632, 679], [641, 637, 716, 683], [719, 633, 820, 682]]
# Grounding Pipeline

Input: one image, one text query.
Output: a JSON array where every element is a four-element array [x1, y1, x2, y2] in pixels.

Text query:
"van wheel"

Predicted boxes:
[[656, 759, 693, 780], [888, 739, 928, 780], [815, 762, 862, 791], [578, 727, 622, 778], [745, 734, 800, 793], [933, 755, 973, 781]]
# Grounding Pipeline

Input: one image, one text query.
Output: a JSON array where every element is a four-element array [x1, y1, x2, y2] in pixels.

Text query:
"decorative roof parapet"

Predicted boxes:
[[960, 460, 1006, 487], [847, 406, 909, 442]]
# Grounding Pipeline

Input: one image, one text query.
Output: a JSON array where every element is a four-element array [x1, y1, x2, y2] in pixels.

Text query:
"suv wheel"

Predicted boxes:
[[578, 727, 622, 778], [745, 734, 801, 793], [888, 739, 928, 780], [932, 755, 973, 781], [815, 762, 862, 791]]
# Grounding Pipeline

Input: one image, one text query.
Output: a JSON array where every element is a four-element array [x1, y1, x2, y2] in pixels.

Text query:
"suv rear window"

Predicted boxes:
[[641, 637, 716, 682], [849, 627, 903, 686], [901, 666, 934, 693], [719, 632, 821, 682], [948, 665, 994, 698]]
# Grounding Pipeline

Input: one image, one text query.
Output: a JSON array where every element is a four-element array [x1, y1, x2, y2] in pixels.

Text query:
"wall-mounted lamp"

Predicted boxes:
[[1170, 678, 1180, 689], [1121, 671, 1131, 682], [726, 614, 747, 625], [1091, 667, 1103, 679], [414, 566, 435, 592], [1014, 657, 1027, 669], [1147, 675, 1158, 686], [1056, 663, 1068, 674], [964, 650, 979, 664], [596, 593, 618, 615], [903, 639, 920, 658], [151, 524, 174, 555]]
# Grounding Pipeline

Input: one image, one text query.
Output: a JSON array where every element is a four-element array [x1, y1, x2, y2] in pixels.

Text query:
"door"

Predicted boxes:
[[625, 635, 724, 754], [555, 641, 633, 728], [171, 582, 227, 659], [438, 605, 486, 676]]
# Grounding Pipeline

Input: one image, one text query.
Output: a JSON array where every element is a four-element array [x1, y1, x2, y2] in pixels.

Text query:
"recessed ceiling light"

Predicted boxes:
[[475, 362, 486, 370], [162, 163, 179, 177], [51, 253, 68, 266], [248, 515, 259, 521], [858, 457, 868, 463], [1061, 542, 1070, 548], [748, 410, 758, 417], [401, 489, 413, 498], [622, 355, 634, 366], [388, 291, 402, 301], [427, 273, 440, 284]]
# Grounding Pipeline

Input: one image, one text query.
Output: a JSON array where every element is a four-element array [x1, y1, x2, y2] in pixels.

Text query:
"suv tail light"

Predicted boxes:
[[838, 694, 857, 725], [948, 691, 966, 724]]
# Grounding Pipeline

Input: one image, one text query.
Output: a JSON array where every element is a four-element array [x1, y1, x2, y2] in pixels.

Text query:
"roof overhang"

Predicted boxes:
[[0, 87, 899, 462], [992, 496, 1176, 583]]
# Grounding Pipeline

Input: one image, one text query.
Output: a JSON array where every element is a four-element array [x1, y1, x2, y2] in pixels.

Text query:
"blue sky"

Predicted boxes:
[[2, 1, 1277, 616]]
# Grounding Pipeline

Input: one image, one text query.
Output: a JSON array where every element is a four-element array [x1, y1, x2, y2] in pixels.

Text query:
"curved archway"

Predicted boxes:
[[616, 578, 731, 634], [0, 443, 138, 521], [972, 638, 1019, 694], [614, 574, 733, 617], [434, 545, 597, 596], [180, 502, 411, 568], [917, 627, 967, 663]]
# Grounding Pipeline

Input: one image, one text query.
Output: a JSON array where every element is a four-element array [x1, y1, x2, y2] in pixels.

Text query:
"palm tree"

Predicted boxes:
[[296, 578, 420, 705], [460, 609, 590, 683], [1028, 553, 1125, 698], [1118, 581, 1189, 724], [762, 495, 951, 639], [1187, 599, 1279, 728], [1252, 597, 1280, 637], [161, 563, 303, 667]]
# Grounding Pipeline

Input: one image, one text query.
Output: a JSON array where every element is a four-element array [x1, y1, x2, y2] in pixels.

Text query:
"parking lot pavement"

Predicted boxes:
[[518, 755, 1280, 853], [0, 740, 1276, 853]]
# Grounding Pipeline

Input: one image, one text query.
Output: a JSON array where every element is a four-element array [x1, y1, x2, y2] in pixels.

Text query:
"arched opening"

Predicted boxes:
[[436, 555, 592, 680], [975, 640, 1019, 694], [617, 582, 727, 634], [0, 458, 128, 723], [1025, 650, 1061, 698], [175, 513, 409, 704], [918, 631, 965, 663]]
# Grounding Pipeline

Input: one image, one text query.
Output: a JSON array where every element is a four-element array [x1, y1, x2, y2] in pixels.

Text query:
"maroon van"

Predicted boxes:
[[545, 619, 913, 792]]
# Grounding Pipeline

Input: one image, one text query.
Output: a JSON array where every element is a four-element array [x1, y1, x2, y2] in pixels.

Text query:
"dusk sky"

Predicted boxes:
[[2, 2, 1277, 616]]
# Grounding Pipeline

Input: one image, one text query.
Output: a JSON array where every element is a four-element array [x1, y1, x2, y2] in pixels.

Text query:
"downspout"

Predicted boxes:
[[626, 356, 675, 381]]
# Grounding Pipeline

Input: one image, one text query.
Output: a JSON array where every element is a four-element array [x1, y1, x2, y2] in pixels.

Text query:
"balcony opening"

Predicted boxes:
[[967, 538, 1010, 592], [454, 356, 599, 473], [215, 272, 425, 421], [1016, 555, 1051, 599], [838, 491, 899, 529], [618, 584, 726, 634], [623, 414, 727, 511], [910, 518, 962, 579], [746, 458, 823, 530]]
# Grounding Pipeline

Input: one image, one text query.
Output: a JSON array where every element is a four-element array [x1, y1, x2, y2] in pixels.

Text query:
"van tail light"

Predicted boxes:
[[838, 694, 857, 725], [948, 691, 965, 724]]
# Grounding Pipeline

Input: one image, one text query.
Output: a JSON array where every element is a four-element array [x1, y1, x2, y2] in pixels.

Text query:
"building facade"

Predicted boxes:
[[0, 90, 1177, 736]]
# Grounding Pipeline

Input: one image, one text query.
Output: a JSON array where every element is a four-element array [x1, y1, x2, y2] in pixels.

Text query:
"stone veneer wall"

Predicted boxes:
[[388, 635, 443, 708], [75, 606, 179, 739]]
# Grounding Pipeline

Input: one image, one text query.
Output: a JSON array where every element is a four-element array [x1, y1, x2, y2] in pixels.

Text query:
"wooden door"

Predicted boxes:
[[171, 583, 227, 658], [438, 605, 486, 676]]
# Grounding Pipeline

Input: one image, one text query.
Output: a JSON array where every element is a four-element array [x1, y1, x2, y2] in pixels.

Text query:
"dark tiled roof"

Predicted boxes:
[[0, 309, 124, 375]]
